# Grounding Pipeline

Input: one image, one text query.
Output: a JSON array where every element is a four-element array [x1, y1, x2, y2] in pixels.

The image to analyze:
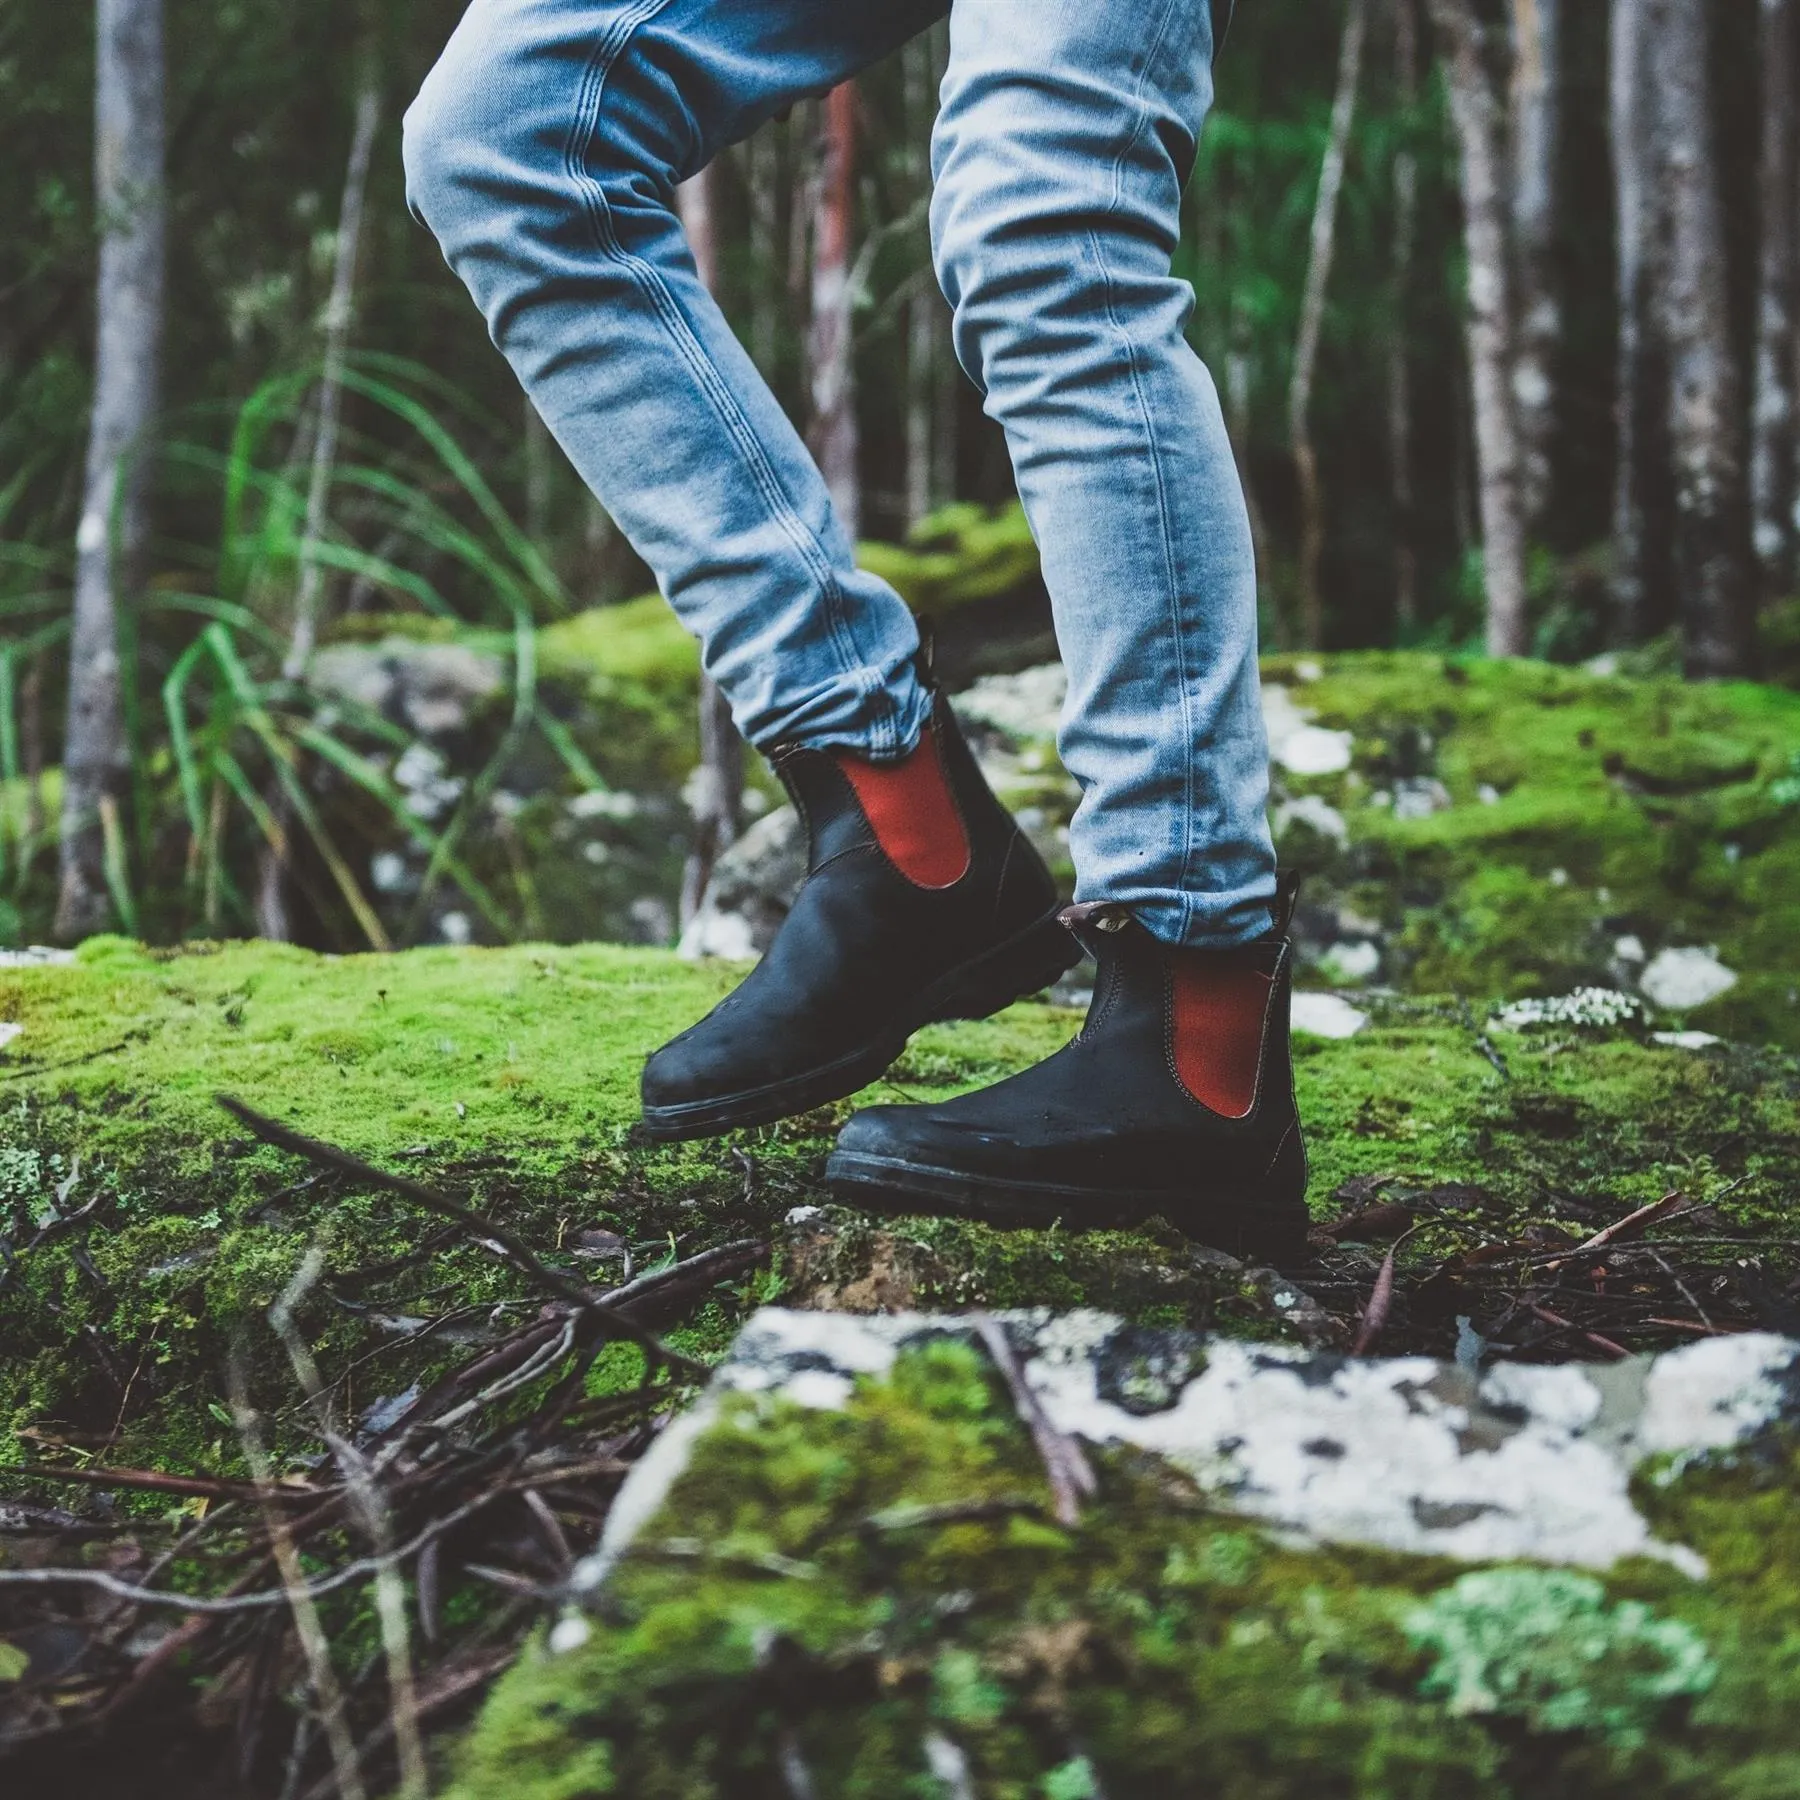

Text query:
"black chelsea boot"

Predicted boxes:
[[639, 690, 1079, 1141], [825, 890, 1311, 1262]]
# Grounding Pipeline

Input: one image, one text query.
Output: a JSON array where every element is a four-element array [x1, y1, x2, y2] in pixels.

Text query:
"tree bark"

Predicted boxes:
[[1647, 0, 1757, 676], [57, 0, 166, 941], [256, 73, 381, 942], [677, 160, 744, 930], [1509, 0, 1562, 533], [1226, 303, 1276, 647], [743, 123, 783, 382], [808, 81, 862, 544], [1289, 0, 1370, 651], [1753, 0, 1799, 594], [1610, 0, 1673, 643], [1388, 0, 1422, 634], [1428, 0, 1530, 656], [903, 35, 940, 529]]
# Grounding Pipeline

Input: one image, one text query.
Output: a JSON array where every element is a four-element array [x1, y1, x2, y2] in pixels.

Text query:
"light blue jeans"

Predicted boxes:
[[403, 0, 1275, 946]]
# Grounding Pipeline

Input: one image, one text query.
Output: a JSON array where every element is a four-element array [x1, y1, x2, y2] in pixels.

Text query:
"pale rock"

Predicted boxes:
[[572, 1309, 1800, 1603], [370, 851, 409, 895], [678, 805, 807, 960], [567, 788, 642, 822], [0, 947, 75, 969], [1319, 940, 1381, 984], [1640, 947, 1738, 1012], [1393, 777, 1452, 820], [1652, 1031, 1724, 1051], [1291, 991, 1370, 1039], [1262, 685, 1354, 777], [0, 1023, 21, 1051], [310, 639, 505, 738], [953, 663, 1067, 742], [1274, 794, 1349, 848]]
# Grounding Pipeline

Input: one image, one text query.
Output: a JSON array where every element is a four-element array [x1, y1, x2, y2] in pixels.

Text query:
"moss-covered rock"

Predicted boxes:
[[959, 655, 1800, 1048], [446, 1314, 1800, 1799], [2, 939, 1798, 1472]]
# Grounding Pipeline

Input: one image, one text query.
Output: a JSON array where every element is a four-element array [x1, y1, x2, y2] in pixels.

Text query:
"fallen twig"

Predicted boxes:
[[0, 1461, 323, 1505], [972, 1314, 1095, 1528], [1351, 1223, 1425, 1356], [1523, 1301, 1629, 1360], [1547, 1190, 1689, 1271], [216, 1095, 709, 1382]]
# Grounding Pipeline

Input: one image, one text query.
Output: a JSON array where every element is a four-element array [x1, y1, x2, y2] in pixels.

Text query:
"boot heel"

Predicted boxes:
[[927, 913, 1081, 1023], [1220, 1121, 1311, 1265]]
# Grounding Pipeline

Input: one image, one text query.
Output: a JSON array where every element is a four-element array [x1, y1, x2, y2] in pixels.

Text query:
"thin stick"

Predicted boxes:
[[1548, 1190, 1687, 1270], [216, 1095, 708, 1382], [0, 1485, 507, 1613], [1351, 1223, 1424, 1355], [1523, 1301, 1629, 1360], [229, 1351, 368, 1800], [972, 1315, 1095, 1528], [271, 1245, 428, 1800], [0, 1462, 321, 1504]]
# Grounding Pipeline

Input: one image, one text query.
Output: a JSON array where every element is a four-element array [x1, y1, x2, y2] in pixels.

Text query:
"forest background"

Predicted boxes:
[[2, 0, 1797, 955]]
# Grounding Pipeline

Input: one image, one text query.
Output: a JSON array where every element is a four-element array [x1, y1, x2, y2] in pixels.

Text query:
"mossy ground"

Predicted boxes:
[[2, 936, 1797, 1473], [449, 1335, 1800, 1799], [1256, 655, 1800, 1048]]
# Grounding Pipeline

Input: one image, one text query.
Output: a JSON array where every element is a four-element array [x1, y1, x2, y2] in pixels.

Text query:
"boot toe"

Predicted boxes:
[[641, 1016, 763, 1111], [835, 1102, 1006, 1169]]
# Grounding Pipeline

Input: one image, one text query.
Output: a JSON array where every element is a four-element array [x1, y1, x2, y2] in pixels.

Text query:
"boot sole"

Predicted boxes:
[[638, 909, 1082, 1143], [825, 1150, 1312, 1266]]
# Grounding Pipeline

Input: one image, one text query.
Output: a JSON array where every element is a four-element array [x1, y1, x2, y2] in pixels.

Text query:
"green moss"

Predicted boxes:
[[3, 943, 1798, 1464], [449, 1338, 1800, 1798], [1264, 656, 1800, 1047], [1406, 1569, 1716, 1746], [857, 501, 1042, 616]]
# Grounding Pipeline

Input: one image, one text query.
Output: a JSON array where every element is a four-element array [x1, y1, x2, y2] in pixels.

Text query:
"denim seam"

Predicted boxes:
[[1088, 0, 1201, 944], [564, 3, 897, 756]]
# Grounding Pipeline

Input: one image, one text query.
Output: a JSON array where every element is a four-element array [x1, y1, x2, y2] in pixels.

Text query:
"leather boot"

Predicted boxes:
[[826, 888, 1310, 1260], [640, 690, 1079, 1140]]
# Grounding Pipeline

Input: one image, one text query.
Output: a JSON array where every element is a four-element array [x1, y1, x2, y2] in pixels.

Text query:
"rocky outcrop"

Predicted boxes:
[[450, 1308, 1800, 1797]]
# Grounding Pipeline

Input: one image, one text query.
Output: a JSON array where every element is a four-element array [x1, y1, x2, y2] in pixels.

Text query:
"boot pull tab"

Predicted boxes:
[[1273, 871, 1302, 938], [913, 615, 939, 691], [1058, 901, 1135, 935]]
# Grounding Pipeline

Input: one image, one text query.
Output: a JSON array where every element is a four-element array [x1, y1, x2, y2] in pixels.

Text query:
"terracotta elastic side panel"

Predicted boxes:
[[832, 730, 972, 890], [828, 730, 972, 892], [1169, 956, 1275, 1120]]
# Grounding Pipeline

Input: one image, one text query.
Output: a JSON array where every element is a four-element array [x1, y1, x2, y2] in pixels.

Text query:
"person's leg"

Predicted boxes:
[[930, 0, 1276, 947], [404, 0, 1078, 1135], [830, 1, 1307, 1256], [402, 0, 938, 757]]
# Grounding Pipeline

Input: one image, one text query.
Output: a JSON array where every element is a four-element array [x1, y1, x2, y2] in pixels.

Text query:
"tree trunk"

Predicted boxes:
[[57, 0, 165, 941], [1648, 0, 1757, 677], [809, 81, 862, 544], [744, 123, 783, 382], [1226, 303, 1276, 646], [523, 396, 558, 546], [1610, 0, 1674, 643], [903, 35, 939, 529], [1289, 0, 1370, 651], [1509, 0, 1562, 533], [677, 160, 744, 930], [1428, 0, 1530, 656], [22, 652, 46, 856], [255, 73, 381, 942], [1388, 0, 1422, 634], [1753, 0, 1799, 594]]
